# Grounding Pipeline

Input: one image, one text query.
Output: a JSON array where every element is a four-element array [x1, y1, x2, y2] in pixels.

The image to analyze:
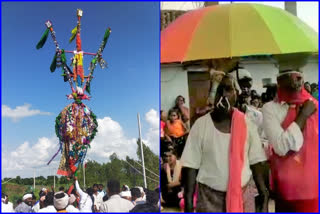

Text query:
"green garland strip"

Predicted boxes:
[[50, 53, 57, 73], [36, 28, 50, 49], [55, 113, 62, 141], [89, 111, 98, 141], [103, 28, 111, 49]]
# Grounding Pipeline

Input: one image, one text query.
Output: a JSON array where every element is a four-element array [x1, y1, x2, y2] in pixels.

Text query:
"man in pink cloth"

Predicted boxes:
[[181, 74, 269, 212], [262, 54, 318, 212]]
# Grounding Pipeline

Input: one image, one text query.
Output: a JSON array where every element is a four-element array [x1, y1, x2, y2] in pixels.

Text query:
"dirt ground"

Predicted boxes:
[[162, 200, 275, 212]]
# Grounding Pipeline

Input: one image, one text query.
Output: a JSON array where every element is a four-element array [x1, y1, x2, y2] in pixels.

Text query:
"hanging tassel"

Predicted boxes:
[[77, 75, 82, 86], [36, 28, 50, 49], [102, 27, 111, 49], [50, 53, 57, 72], [63, 65, 73, 82], [69, 26, 77, 43], [47, 143, 62, 165], [85, 81, 91, 94], [61, 49, 66, 64]]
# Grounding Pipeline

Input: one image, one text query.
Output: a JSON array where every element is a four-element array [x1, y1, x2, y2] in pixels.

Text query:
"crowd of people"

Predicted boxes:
[[160, 95, 190, 211], [161, 56, 318, 212], [2, 177, 160, 213]]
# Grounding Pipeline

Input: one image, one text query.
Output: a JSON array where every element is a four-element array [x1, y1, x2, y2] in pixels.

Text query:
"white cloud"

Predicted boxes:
[[87, 117, 138, 162], [2, 109, 159, 178], [144, 109, 159, 154], [2, 137, 60, 178], [2, 103, 51, 122], [145, 109, 159, 129]]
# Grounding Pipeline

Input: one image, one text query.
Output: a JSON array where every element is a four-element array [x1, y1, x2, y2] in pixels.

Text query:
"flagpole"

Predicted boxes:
[[137, 113, 147, 188], [53, 169, 55, 190], [83, 162, 86, 189], [33, 169, 36, 191]]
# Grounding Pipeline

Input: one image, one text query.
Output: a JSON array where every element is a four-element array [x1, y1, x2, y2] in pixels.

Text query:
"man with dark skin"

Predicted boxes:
[[99, 179, 134, 212], [262, 59, 318, 212], [93, 183, 103, 212], [14, 194, 33, 212], [181, 74, 269, 212]]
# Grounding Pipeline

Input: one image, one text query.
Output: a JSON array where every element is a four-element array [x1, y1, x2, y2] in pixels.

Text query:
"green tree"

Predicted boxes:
[[136, 139, 159, 189], [15, 176, 21, 185]]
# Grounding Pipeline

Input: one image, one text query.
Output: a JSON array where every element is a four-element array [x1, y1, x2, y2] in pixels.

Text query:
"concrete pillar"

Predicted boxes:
[[285, 2, 297, 16]]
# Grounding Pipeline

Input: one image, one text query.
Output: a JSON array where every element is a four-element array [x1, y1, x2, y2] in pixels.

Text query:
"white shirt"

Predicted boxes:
[[66, 205, 80, 212], [262, 101, 304, 156], [181, 113, 266, 191], [32, 201, 40, 212], [75, 180, 93, 212], [98, 190, 106, 198], [246, 105, 263, 134], [93, 193, 103, 211], [2, 202, 14, 212], [99, 194, 134, 212], [134, 197, 146, 205], [38, 205, 56, 212]]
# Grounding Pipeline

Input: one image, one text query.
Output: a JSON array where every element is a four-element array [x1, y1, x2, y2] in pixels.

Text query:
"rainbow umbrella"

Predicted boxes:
[[161, 3, 318, 63]]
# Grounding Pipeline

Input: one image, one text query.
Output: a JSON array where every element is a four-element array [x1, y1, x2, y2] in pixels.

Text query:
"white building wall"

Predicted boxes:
[[242, 61, 318, 95], [161, 65, 190, 112], [161, 60, 318, 110]]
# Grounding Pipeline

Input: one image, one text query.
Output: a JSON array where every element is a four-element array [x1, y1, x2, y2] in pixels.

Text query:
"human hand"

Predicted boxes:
[[300, 99, 317, 118], [40, 196, 46, 202]]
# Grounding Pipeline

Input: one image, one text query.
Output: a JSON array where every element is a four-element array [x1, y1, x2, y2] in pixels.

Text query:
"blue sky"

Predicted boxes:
[[2, 2, 160, 178]]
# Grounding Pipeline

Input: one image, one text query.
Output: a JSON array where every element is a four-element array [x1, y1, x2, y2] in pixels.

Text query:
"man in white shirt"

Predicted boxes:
[[98, 184, 106, 197], [1, 194, 14, 212], [181, 74, 269, 212], [92, 184, 103, 212], [14, 193, 33, 213], [74, 177, 93, 212], [99, 179, 134, 212], [38, 192, 56, 213], [262, 55, 318, 212], [131, 187, 145, 205]]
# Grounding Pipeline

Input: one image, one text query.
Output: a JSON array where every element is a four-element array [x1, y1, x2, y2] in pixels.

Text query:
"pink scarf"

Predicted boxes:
[[226, 108, 247, 212], [270, 88, 318, 204]]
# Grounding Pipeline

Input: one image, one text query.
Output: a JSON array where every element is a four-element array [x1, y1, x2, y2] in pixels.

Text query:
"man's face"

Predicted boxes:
[[25, 197, 33, 206], [99, 185, 103, 191], [251, 98, 260, 108], [93, 186, 98, 192], [238, 78, 252, 97], [214, 76, 237, 113], [278, 72, 303, 92]]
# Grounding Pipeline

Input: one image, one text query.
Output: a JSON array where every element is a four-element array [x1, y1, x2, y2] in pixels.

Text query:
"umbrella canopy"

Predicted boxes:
[[161, 3, 318, 63]]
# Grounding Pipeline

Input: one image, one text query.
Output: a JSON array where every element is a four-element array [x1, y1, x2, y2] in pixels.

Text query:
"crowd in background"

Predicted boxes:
[[2, 177, 159, 213]]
